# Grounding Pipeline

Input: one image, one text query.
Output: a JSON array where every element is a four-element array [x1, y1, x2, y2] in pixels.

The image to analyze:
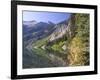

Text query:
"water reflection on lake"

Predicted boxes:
[[23, 44, 68, 69]]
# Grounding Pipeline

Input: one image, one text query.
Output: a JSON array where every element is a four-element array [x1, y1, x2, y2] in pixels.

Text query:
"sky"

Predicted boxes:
[[23, 11, 71, 24]]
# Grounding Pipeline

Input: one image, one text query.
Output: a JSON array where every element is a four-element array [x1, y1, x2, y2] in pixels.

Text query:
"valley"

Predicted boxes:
[[23, 13, 90, 68]]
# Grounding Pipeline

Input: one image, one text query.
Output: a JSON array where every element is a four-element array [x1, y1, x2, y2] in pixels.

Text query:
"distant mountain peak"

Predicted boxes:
[[48, 21, 55, 25], [23, 20, 37, 27], [23, 20, 36, 23], [57, 20, 67, 25]]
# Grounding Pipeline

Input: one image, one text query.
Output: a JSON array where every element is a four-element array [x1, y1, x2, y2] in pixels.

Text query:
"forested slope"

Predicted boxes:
[[67, 14, 90, 66]]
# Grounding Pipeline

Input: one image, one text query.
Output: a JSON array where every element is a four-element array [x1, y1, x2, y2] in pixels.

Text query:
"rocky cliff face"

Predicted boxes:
[[49, 14, 76, 42], [66, 14, 76, 38], [49, 21, 68, 42]]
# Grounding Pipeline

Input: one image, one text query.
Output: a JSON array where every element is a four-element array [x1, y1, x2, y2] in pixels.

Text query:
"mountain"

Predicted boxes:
[[23, 20, 37, 35], [48, 21, 55, 26], [32, 14, 77, 54], [23, 14, 76, 51], [49, 20, 68, 42], [23, 21, 56, 41], [23, 20, 37, 27], [48, 15, 76, 42]]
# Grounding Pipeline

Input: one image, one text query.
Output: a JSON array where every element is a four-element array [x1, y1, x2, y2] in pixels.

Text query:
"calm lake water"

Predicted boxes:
[[23, 40, 68, 69]]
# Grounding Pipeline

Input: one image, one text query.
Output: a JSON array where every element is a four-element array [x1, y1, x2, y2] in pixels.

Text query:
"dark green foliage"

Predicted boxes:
[[67, 13, 90, 66]]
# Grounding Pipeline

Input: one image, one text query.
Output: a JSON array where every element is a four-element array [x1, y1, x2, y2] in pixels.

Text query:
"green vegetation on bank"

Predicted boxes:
[[50, 36, 67, 53], [67, 14, 90, 66], [32, 37, 48, 49]]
